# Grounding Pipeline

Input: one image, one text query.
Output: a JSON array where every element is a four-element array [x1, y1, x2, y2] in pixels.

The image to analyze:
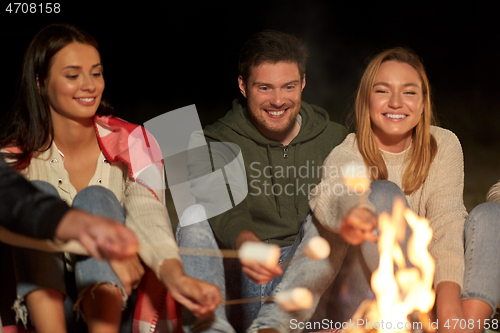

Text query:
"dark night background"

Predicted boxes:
[[1, 1, 499, 211]]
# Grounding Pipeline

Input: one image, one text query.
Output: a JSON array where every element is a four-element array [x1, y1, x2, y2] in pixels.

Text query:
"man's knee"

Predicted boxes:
[[176, 206, 216, 248]]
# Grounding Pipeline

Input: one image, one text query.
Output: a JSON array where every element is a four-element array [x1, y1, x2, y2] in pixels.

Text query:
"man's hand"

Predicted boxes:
[[160, 259, 221, 319], [109, 255, 145, 295], [55, 208, 139, 260], [236, 230, 283, 285], [340, 207, 378, 245]]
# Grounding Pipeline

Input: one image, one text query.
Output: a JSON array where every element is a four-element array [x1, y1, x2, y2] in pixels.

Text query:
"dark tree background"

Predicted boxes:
[[1, 1, 499, 210]]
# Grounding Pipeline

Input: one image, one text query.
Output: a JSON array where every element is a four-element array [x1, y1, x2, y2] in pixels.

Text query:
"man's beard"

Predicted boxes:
[[247, 103, 301, 139]]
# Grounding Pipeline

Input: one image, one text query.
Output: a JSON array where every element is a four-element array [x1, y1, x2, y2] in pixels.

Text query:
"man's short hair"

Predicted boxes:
[[238, 30, 309, 84]]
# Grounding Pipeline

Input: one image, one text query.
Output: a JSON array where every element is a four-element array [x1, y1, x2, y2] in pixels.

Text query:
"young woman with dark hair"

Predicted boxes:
[[1, 23, 220, 333]]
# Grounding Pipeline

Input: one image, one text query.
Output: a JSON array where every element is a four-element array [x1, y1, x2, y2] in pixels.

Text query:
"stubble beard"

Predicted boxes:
[[247, 102, 301, 140]]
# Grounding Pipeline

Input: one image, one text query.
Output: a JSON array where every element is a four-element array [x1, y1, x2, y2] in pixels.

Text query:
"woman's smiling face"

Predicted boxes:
[[45, 42, 104, 121], [369, 60, 424, 153]]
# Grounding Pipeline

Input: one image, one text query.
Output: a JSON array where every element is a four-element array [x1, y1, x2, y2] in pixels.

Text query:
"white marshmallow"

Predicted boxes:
[[303, 236, 330, 260], [238, 242, 280, 269], [274, 288, 313, 311], [343, 175, 370, 192]]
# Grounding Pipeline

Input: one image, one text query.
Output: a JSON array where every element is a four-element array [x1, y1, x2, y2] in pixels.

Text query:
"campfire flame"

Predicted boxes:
[[370, 198, 435, 333]]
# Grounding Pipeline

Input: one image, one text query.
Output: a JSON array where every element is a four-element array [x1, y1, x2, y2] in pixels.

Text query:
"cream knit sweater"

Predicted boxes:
[[309, 126, 467, 288], [487, 179, 500, 203]]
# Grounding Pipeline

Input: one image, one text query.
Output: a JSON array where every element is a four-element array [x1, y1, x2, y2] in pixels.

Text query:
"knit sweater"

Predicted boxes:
[[487, 180, 500, 203], [309, 126, 467, 288], [0, 156, 69, 239]]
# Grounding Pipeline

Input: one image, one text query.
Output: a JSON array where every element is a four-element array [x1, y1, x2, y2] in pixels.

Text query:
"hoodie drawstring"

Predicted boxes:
[[267, 143, 302, 218], [294, 143, 301, 215], [266, 144, 282, 218]]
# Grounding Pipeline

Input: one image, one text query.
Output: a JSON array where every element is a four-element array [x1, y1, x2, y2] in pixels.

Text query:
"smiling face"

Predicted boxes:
[[369, 60, 424, 152], [238, 61, 305, 145], [45, 42, 104, 123]]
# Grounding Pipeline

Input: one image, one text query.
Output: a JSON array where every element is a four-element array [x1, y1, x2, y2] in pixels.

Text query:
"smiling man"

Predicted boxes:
[[240, 61, 304, 145], [177, 30, 348, 333]]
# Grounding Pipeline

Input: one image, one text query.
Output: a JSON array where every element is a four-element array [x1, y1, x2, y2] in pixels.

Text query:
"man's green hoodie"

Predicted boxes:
[[188, 99, 347, 249]]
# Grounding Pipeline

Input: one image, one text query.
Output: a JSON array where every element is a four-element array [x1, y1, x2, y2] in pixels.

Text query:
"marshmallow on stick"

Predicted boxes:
[[281, 236, 331, 268], [238, 242, 280, 269], [224, 287, 313, 311], [274, 287, 313, 311], [343, 162, 371, 207], [303, 236, 331, 260]]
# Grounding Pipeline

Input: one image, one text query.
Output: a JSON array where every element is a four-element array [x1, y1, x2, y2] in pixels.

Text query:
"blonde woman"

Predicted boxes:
[[310, 47, 500, 333]]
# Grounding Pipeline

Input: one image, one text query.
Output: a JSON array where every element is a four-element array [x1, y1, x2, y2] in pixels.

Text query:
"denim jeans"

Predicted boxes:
[[176, 205, 349, 333], [12, 181, 128, 331], [461, 201, 500, 312]]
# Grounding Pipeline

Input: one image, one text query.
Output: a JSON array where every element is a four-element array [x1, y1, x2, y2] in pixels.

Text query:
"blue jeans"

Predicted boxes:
[[461, 201, 500, 312], [176, 205, 349, 333], [12, 181, 128, 331]]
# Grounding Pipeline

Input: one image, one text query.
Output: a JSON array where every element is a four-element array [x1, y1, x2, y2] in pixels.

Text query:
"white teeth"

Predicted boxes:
[[77, 98, 94, 102], [385, 113, 407, 119], [267, 110, 285, 116]]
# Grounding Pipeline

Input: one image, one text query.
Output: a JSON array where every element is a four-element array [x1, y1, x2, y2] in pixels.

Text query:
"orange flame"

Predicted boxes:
[[370, 198, 435, 333]]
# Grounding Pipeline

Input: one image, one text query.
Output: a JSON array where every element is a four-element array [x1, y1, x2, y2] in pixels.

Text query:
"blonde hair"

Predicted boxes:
[[351, 47, 437, 194]]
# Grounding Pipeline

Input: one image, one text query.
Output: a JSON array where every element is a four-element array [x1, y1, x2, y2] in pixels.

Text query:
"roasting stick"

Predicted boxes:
[[0, 226, 89, 255], [343, 174, 371, 208], [224, 287, 314, 311], [343, 164, 374, 239], [179, 237, 331, 268], [224, 296, 272, 305], [180, 241, 281, 270], [178, 247, 240, 258]]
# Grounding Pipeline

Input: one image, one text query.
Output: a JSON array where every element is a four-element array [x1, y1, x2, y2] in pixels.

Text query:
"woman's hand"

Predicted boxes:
[[340, 207, 378, 245], [435, 282, 474, 333], [160, 259, 221, 319], [109, 255, 145, 295]]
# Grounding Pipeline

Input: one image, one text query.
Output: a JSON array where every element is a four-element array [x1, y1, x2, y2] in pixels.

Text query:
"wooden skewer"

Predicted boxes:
[[344, 175, 370, 208], [179, 243, 281, 270], [224, 287, 313, 312], [179, 236, 331, 268], [178, 247, 239, 258], [224, 296, 273, 305], [179, 247, 299, 268], [281, 254, 305, 268]]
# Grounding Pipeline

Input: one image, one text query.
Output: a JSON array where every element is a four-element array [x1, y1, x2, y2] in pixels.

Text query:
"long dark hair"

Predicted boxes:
[[0, 23, 114, 169]]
